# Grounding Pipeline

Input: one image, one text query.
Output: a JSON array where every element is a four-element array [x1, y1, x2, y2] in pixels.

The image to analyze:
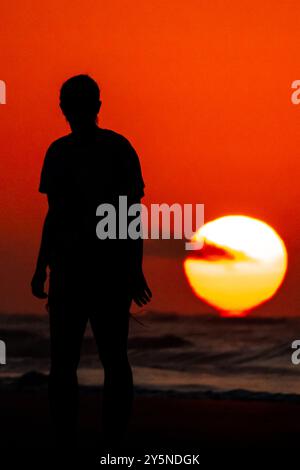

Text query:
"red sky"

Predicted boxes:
[[0, 0, 299, 316]]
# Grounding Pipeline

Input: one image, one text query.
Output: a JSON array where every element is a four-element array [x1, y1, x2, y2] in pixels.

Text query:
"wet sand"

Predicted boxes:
[[1, 388, 300, 464]]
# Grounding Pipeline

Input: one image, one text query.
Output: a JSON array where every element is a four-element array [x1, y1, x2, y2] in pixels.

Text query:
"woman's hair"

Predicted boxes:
[[60, 75, 100, 122]]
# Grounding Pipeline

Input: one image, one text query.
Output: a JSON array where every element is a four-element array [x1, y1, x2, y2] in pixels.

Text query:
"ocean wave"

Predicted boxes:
[[2, 371, 300, 404]]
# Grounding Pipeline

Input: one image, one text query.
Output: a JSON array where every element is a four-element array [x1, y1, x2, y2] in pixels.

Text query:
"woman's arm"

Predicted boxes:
[[127, 198, 152, 307], [31, 196, 54, 299]]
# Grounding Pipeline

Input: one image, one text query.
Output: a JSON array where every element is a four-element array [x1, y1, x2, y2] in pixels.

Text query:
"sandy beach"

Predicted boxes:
[[1, 386, 300, 465], [1, 314, 300, 464]]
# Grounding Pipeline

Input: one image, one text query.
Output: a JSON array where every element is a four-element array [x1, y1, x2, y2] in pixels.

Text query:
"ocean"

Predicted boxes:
[[0, 311, 300, 399]]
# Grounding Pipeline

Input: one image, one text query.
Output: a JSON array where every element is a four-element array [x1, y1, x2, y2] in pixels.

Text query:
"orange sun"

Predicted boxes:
[[183, 215, 288, 317]]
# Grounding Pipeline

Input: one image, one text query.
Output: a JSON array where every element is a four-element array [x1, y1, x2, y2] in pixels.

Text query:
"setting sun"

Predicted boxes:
[[184, 216, 288, 316]]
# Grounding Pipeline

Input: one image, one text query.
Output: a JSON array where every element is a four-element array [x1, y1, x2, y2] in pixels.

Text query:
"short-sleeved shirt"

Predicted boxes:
[[39, 127, 145, 276]]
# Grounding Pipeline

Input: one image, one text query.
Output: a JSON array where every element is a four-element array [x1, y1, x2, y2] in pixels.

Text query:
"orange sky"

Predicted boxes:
[[0, 0, 299, 316]]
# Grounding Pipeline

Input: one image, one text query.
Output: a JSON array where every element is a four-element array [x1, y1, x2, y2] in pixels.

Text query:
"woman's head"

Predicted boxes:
[[60, 75, 101, 131]]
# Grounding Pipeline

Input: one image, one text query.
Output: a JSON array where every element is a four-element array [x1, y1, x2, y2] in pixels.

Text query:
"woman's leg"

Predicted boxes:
[[90, 294, 133, 449], [48, 271, 88, 449]]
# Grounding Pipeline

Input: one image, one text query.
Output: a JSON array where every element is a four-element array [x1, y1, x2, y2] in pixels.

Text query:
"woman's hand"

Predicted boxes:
[[31, 269, 48, 299], [129, 271, 152, 307]]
